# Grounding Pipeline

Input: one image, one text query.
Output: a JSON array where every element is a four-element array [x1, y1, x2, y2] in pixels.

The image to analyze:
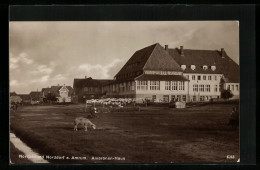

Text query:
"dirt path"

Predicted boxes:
[[10, 133, 49, 163]]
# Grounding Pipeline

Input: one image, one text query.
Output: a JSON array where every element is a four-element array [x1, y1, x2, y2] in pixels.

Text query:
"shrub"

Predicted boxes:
[[221, 89, 234, 100]]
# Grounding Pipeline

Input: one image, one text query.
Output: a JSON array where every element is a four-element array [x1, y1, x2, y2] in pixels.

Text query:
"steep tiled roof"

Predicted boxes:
[[18, 94, 31, 100], [42, 86, 74, 97], [168, 48, 239, 83], [115, 43, 183, 79], [29, 91, 41, 100], [50, 86, 74, 96], [135, 74, 189, 81], [10, 92, 17, 96], [73, 77, 113, 89]]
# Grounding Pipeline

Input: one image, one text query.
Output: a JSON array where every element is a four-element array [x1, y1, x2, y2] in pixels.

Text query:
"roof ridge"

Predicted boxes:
[[142, 43, 161, 71]]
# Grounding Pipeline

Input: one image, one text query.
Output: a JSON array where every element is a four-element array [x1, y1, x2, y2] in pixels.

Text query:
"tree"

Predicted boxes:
[[46, 93, 57, 103], [221, 89, 234, 100]]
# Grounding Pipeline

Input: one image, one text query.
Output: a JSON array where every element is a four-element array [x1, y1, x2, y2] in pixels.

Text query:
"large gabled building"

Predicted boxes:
[[103, 43, 239, 102], [103, 43, 190, 102]]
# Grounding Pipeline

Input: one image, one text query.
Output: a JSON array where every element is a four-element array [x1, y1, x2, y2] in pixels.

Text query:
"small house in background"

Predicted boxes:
[[40, 87, 51, 103], [41, 84, 74, 103]]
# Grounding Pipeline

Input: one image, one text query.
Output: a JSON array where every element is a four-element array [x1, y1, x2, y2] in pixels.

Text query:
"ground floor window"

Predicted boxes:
[[200, 96, 204, 101], [163, 95, 169, 103], [152, 95, 156, 101], [182, 95, 186, 102], [236, 85, 239, 91], [177, 95, 181, 101], [171, 95, 175, 102], [205, 85, 210, 92], [199, 85, 204, 92], [193, 84, 198, 92], [193, 96, 196, 101]]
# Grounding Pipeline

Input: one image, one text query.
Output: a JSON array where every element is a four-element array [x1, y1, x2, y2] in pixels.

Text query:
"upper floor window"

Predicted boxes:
[[137, 81, 148, 90], [215, 85, 218, 92], [198, 75, 201, 80], [231, 85, 234, 91], [205, 85, 210, 92], [208, 76, 211, 80], [192, 75, 196, 80], [165, 81, 171, 90], [211, 66, 216, 71], [150, 81, 160, 90], [236, 85, 239, 91], [178, 81, 184, 90], [227, 85, 230, 90], [181, 65, 186, 70], [203, 75, 206, 80], [191, 65, 196, 70], [193, 84, 198, 92], [199, 84, 204, 92], [172, 81, 178, 90]]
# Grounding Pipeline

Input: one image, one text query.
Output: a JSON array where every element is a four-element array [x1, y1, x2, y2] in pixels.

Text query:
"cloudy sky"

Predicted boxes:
[[9, 21, 239, 94]]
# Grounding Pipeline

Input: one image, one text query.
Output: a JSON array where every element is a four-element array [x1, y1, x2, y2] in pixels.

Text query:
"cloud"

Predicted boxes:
[[77, 58, 121, 78], [30, 62, 56, 75], [19, 52, 34, 65], [53, 74, 66, 81], [31, 75, 50, 83], [10, 80, 18, 86], [9, 52, 34, 70], [37, 65, 53, 74]]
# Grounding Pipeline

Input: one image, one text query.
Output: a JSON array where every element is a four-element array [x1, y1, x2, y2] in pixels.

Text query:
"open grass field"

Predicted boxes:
[[10, 103, 239, 163]]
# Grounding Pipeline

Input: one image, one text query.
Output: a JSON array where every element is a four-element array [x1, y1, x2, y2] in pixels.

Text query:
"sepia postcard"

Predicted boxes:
[[9, 20, 240, 164]]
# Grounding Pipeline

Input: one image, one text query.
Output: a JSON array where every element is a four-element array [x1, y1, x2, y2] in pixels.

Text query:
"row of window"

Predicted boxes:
[[165, 81, 184, 91], [182, 65, 216, 71], [136, 81, 185, 91], [152, 95, 186, 102], [227, 85, 239, 91], [188, 75, 218, 81], [151, 95, 220, 102], [84, 87, 100, 92], [193, 84, 217, 92]]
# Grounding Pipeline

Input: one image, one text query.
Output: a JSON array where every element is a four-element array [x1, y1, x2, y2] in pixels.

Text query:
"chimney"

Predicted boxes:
[[221, 48, 225, 58], [165, 45, 168, 51], [180, 46, 184, 56]]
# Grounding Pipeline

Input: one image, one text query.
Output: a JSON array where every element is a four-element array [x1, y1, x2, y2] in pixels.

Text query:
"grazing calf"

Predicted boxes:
[[74, 117, 96, 131]]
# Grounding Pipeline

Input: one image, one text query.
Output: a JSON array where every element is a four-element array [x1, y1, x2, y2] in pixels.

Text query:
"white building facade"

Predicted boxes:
[[102, 43, 239, 102]]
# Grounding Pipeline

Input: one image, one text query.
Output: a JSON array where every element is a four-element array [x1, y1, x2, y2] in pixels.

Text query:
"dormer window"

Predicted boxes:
[[203, 65, 208, 70], [181, 65, 186, 70], [190, 65, 196, 70], [211, 66, 216, 71]]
